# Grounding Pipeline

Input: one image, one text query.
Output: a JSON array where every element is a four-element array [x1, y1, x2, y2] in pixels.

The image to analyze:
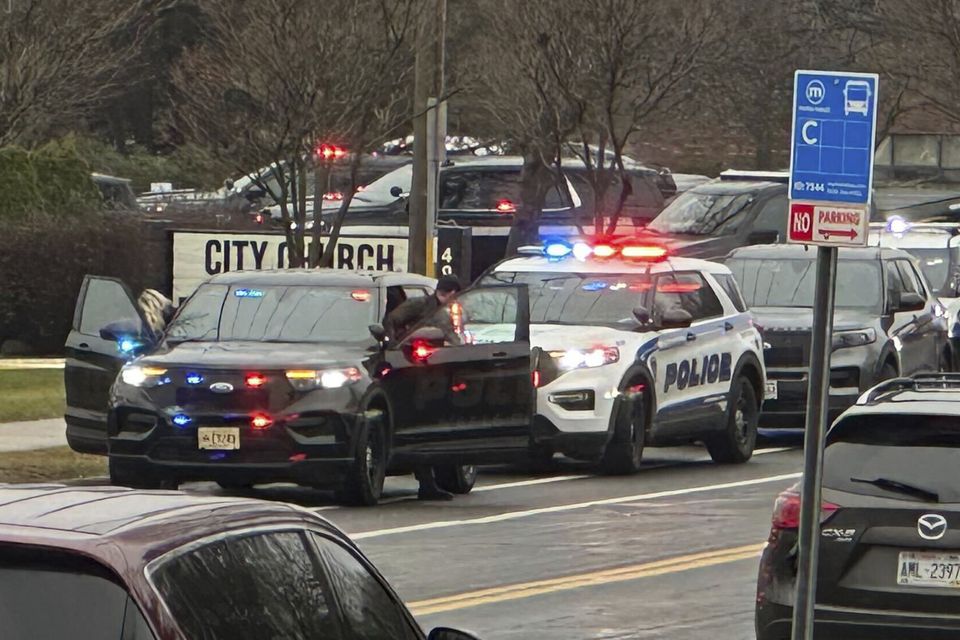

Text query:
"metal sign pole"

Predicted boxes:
[[791, 245, 838, 640]]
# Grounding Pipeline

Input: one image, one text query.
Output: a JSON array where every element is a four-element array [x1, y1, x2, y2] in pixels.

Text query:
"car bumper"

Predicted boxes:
[[760, 366, 867, 429], [757, 600, 960, 640], [534, 367, 620, 435], [108, 404, 365, 486]]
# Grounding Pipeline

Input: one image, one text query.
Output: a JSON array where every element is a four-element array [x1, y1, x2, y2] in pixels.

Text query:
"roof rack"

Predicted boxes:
[[719, 169, 789, 184], [860, 373, 960, 404]]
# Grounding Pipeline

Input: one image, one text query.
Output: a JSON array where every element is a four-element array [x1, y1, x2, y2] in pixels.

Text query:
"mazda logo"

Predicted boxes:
[[209, 382, 234, 394], [918, 514, 948, 541]]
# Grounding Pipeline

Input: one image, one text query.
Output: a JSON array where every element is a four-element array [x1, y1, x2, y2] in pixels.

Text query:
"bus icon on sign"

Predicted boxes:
[[805, 80, 825, 105], [844, 80, 871, 116]]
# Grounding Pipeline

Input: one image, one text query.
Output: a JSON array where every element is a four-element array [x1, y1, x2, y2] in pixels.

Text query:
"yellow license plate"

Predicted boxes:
[[198, 427, 240, 450]]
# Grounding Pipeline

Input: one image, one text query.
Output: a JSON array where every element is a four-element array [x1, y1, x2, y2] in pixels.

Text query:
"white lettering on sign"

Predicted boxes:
[[172, 231, 411, 302], [801, 120, 819, 145], [793, 210, 811, 234]]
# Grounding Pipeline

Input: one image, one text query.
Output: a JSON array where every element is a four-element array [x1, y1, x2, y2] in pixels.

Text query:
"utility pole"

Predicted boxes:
[[408, 0, 446, 276]]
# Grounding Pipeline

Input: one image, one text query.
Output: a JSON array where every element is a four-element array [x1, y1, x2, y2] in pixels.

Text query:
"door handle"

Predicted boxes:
[[492, 351, 509, 358], [724, 321, 734, 331], [685, 333, 697, 342], [78, 342, 90, 349]]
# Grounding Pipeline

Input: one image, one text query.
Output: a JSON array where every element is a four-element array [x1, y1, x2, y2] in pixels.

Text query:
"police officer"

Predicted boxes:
[[384, 274, 463, 500]]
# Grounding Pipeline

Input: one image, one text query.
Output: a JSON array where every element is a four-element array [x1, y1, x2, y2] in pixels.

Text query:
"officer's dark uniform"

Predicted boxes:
[[383, 275, 463, 500]]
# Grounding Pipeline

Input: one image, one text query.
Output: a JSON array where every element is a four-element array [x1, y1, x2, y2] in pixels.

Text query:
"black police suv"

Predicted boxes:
[[64, 270, 533, 504], [726, 244, 949, 429], [757, 373, 960, 639]]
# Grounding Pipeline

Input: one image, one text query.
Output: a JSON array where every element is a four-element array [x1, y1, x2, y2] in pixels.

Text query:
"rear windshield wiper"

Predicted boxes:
[[850, 476, 940, 503]]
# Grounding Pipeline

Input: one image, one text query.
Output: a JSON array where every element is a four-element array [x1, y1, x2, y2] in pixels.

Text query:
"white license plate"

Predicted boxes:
[[198, 427, 240, 450], [898, 552, 960, 588], [765, 380, 778, 400]]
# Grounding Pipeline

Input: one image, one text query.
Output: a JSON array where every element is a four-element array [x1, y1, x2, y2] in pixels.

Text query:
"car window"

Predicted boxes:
[[652, 273, 724, 322], [646, 190, 754, 236], [153, 531, 339, 640], [728, 257, 883, 311], [896, 260, 927, 298], [713, 273, 748, 312], [884, 260, 904, 309], [0, 545, 154, 640], [423, 287, 519, 345], [440, 169, 569, 211], [403, 286, 429, 299], [78, 278, 144, 337], [906, 248, 954, 294], [312, 535, 419, 640], [165, 284, 378, 343], [565, 171, 664, 220], [751, 194, 788, 236], [824, 414, 960, 503]]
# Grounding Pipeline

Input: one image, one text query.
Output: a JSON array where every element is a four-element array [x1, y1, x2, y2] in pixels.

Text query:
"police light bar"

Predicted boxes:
[[540, 240, 669, 262]]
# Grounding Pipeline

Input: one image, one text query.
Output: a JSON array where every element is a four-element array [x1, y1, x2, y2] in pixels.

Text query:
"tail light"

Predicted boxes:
[[495, 199, 516, 213], [771, 486, 840, 530]]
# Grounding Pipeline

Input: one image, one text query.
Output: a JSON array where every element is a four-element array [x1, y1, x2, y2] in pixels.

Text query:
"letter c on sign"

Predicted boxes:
[[802, 120, 819, 145]]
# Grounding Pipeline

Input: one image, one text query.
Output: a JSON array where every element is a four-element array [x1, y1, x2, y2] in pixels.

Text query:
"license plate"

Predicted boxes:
[[898, 552, 960, 588], [198, 427, 240, 450], [765, 380, 778, 400]]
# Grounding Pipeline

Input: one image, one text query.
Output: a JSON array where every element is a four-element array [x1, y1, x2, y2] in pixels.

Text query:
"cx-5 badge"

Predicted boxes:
[[209, 382, 234, 394], [918, 514, 948, 541]]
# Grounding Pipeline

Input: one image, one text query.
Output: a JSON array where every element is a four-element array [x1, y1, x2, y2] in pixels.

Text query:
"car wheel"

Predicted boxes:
[[706, 377, 758, 464], [434, 465, 478, 494], [599, 390, 645, 475], [341, 409, 387, 506], [108, 457, 179, 490]]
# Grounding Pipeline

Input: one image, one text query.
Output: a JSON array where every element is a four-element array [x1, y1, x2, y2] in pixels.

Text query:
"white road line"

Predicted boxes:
[[312, 446, 798, 513], [350, 471, 801, 539]]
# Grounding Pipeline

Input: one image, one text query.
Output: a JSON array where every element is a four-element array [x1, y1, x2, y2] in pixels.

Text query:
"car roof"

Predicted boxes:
[[441, 154, 656, 174], [726, 243, 911, 261], [688, 178, 786, 196], [869, 222, 960, 249], [205, 269, 435, 288], [0, 485, 343, 569], [492, 254, 732, 276]]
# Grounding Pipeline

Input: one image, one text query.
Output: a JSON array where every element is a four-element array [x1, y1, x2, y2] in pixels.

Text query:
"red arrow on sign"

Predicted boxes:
[[819, 228, 858, 240]]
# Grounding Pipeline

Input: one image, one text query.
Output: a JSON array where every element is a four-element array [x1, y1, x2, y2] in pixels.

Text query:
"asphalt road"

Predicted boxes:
[[177, 443, 803, 640]]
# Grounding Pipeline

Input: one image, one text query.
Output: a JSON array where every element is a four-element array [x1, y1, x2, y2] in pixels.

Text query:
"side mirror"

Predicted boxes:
[[368, 323, 387, 344], [406, 326, 445, 346], [747, 230, 780, 245], [390, 186, 404, 198], [428, 628, 483, 640], [657, 309, 694, 329], [897, 292, 925, 312], [632, 306, 652, 325]]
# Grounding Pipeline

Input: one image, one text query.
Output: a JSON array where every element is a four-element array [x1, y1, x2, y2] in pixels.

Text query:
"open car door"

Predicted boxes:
[[379, 284, 532, 465], [64, 276, 151, 454]]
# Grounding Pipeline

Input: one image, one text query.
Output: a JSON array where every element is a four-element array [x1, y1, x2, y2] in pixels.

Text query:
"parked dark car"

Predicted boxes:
[[726, 244, 949, 429], [64, 270, 533, 504], [0, 484, 481, 640], [757, 374, 960, 639]]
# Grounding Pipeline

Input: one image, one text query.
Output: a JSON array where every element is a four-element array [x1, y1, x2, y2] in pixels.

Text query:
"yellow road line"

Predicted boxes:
[[408, 543, 764, 616]]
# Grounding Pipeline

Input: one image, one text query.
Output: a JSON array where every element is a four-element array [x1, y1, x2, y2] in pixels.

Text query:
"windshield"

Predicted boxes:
[[727, 257, 882, 310], [904, 248, 954, 294], [646, 190, 753, 236], [166, 284, 377, 343], [0, 546, 153, 640], [481, 271, 651, 327], [824, 414, 960, 503]]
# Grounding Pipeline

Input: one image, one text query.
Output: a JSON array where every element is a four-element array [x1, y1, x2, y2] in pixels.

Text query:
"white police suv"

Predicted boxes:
[[481, 239, 767, 473]]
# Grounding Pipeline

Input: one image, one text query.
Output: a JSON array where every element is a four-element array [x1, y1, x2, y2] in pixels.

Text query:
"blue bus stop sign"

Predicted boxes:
[[790, 70, 879, 205]]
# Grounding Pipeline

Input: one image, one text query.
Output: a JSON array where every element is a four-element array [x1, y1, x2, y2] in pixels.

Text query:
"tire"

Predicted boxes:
[[341, 409, 387, 506], [434, 465, 477, 494], [599, 391, 645, 475], [706, 377, 759, 464], [108, 457, 178, 490]]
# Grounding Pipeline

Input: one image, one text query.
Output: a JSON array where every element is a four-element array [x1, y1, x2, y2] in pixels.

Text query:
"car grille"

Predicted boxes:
[[174, 387, 269, 412], [764, 330, 811, 367]]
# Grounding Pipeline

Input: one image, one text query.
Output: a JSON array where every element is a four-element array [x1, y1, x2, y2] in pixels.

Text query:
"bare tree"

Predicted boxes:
[[0, 0, 153, 147], [171, 0, 420, 268]]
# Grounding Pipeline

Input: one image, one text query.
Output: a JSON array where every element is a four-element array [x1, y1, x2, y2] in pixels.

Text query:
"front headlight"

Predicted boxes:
[[832, 328, 876, 350], [120, 366, 168, 387], [285, 367, 363, 391], [550, 347, 619, 371]]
